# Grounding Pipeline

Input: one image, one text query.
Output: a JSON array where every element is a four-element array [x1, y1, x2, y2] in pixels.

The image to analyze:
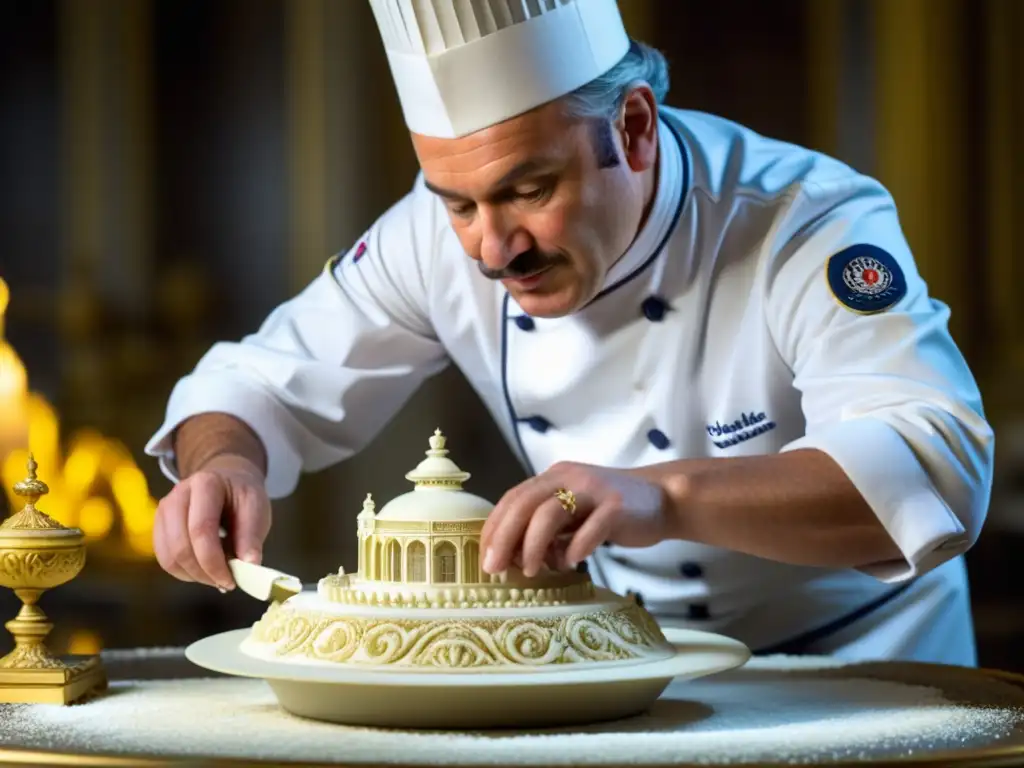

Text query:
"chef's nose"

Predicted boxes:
[[477, 206, 532, 271]]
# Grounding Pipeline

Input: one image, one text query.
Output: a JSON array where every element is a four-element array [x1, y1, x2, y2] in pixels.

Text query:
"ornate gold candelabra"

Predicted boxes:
[[0, 455, 106, 703]]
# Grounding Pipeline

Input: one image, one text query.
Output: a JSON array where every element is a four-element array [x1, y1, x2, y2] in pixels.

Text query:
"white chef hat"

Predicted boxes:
[[368, 0, 631, 139]]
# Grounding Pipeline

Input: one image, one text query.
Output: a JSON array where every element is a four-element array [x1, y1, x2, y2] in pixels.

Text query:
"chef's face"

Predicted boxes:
[[411, 87, 660, 318]]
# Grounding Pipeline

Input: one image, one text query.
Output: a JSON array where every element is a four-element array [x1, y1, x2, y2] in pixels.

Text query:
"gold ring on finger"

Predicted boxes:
[[554, 488, 577, 516]]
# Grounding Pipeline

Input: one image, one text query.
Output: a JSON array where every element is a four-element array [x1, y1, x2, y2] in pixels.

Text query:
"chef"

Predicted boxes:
[[145, 0, 993, 666]]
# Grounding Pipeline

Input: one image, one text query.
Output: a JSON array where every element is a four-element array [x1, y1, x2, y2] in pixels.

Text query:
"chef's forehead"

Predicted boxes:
[[411, 106, 600, 202], [414, 101, 584, 177]]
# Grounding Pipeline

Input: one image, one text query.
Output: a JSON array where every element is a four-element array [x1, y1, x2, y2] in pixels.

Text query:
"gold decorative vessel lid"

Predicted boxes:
[[0, 455, 82, 541]]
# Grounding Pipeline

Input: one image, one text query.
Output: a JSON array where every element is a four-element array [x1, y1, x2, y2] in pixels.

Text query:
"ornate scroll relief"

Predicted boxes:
[[247, 602, 669, 669], [0, 643, 66, 670]]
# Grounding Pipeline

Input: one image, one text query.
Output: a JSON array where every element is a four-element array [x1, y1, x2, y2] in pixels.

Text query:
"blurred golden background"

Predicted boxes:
[[1, 0, 1022, 669]]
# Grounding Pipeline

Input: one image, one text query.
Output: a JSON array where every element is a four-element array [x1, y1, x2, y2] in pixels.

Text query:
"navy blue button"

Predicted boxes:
[[680, 562, 703, 579], [575, 561, 589, 574], [647, 428, 670, 449], [687, 603, 710, 620], [514, 315, 535, 331], [641, 296, 668, 322], [523, 415, 551, 433]]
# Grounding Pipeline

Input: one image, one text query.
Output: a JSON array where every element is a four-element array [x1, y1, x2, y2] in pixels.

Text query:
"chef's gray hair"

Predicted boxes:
[[560, 40, 671, 123]]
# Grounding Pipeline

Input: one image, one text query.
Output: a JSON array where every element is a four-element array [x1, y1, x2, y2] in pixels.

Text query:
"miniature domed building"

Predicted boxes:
[[317, 430, 591, 608], [353, 429, 491, 587]]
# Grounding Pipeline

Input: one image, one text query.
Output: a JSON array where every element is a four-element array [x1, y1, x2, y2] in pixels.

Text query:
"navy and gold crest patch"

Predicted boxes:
[[826, 244, 907, 314]]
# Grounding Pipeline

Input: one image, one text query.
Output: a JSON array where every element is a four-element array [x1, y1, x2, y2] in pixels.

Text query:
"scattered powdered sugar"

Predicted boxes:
[[3, 659, 1024, 765]]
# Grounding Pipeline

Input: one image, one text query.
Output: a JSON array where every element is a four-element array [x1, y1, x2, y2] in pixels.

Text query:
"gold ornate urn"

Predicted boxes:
[[0, 455, 107, 703]]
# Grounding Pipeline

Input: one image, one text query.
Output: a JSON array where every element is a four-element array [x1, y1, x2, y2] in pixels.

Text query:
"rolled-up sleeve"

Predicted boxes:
[[145, 176, 450, 498], [764, 176, 994, 582]]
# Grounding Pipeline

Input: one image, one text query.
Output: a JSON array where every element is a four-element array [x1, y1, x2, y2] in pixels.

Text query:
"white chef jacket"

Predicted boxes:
[[146, 108, 994, 666]]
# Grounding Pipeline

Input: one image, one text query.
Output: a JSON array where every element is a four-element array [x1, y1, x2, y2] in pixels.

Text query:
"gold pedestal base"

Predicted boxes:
[[0, 457, 108, 706], [0, 655, 107, 704]]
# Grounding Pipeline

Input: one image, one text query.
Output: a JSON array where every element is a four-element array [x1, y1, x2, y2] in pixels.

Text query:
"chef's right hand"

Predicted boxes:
[[153, 454, 271, 590]]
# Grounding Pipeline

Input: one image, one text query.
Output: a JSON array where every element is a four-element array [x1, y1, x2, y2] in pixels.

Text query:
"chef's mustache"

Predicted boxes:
[[477, 248, 565, 280]]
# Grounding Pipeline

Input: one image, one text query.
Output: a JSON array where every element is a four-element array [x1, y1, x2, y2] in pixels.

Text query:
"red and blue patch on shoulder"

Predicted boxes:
[[323, 240, 368, 276], [825, 244, 906, 314]]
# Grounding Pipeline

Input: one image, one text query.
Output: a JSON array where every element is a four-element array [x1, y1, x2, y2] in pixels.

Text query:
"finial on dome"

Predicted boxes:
[[358, 492, 376, 519], [405, 428, 470, 488], [428, 428, 446, 453]]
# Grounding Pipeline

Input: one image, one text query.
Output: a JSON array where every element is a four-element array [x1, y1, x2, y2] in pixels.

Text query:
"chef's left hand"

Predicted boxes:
[[480, 462, 672, 577]]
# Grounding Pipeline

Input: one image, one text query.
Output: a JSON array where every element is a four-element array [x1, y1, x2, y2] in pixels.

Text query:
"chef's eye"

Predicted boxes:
[[517, 184, 551, 204], [448, 202, 476, 219]]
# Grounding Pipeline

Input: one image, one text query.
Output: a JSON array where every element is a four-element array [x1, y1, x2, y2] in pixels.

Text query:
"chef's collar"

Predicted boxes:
[[595, 116, 685, 297]]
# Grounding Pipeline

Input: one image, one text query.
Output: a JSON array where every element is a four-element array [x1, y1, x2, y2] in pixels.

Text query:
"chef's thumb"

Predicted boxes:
[[232, 490, 271, 566]]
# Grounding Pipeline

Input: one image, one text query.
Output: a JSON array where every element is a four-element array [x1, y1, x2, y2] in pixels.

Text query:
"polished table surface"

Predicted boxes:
[[1, 647, 1024, 767]]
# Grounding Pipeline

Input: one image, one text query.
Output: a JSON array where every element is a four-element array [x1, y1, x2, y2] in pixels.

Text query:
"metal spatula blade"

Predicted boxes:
[[227, 558, 302, 602]]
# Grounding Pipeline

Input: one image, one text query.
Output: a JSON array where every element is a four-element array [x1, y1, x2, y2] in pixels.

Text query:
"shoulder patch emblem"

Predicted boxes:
[[323, 240, 368, 276], [825, 244, 907, 314], [323, 252, 342, 274]]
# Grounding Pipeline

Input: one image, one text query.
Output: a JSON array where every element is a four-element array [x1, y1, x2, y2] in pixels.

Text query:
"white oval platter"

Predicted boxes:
[[185, 627, 750, 729]]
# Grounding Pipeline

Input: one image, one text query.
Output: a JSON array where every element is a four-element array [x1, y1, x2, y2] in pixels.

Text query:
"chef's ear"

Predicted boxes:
[[618, 84, 659, 173]]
